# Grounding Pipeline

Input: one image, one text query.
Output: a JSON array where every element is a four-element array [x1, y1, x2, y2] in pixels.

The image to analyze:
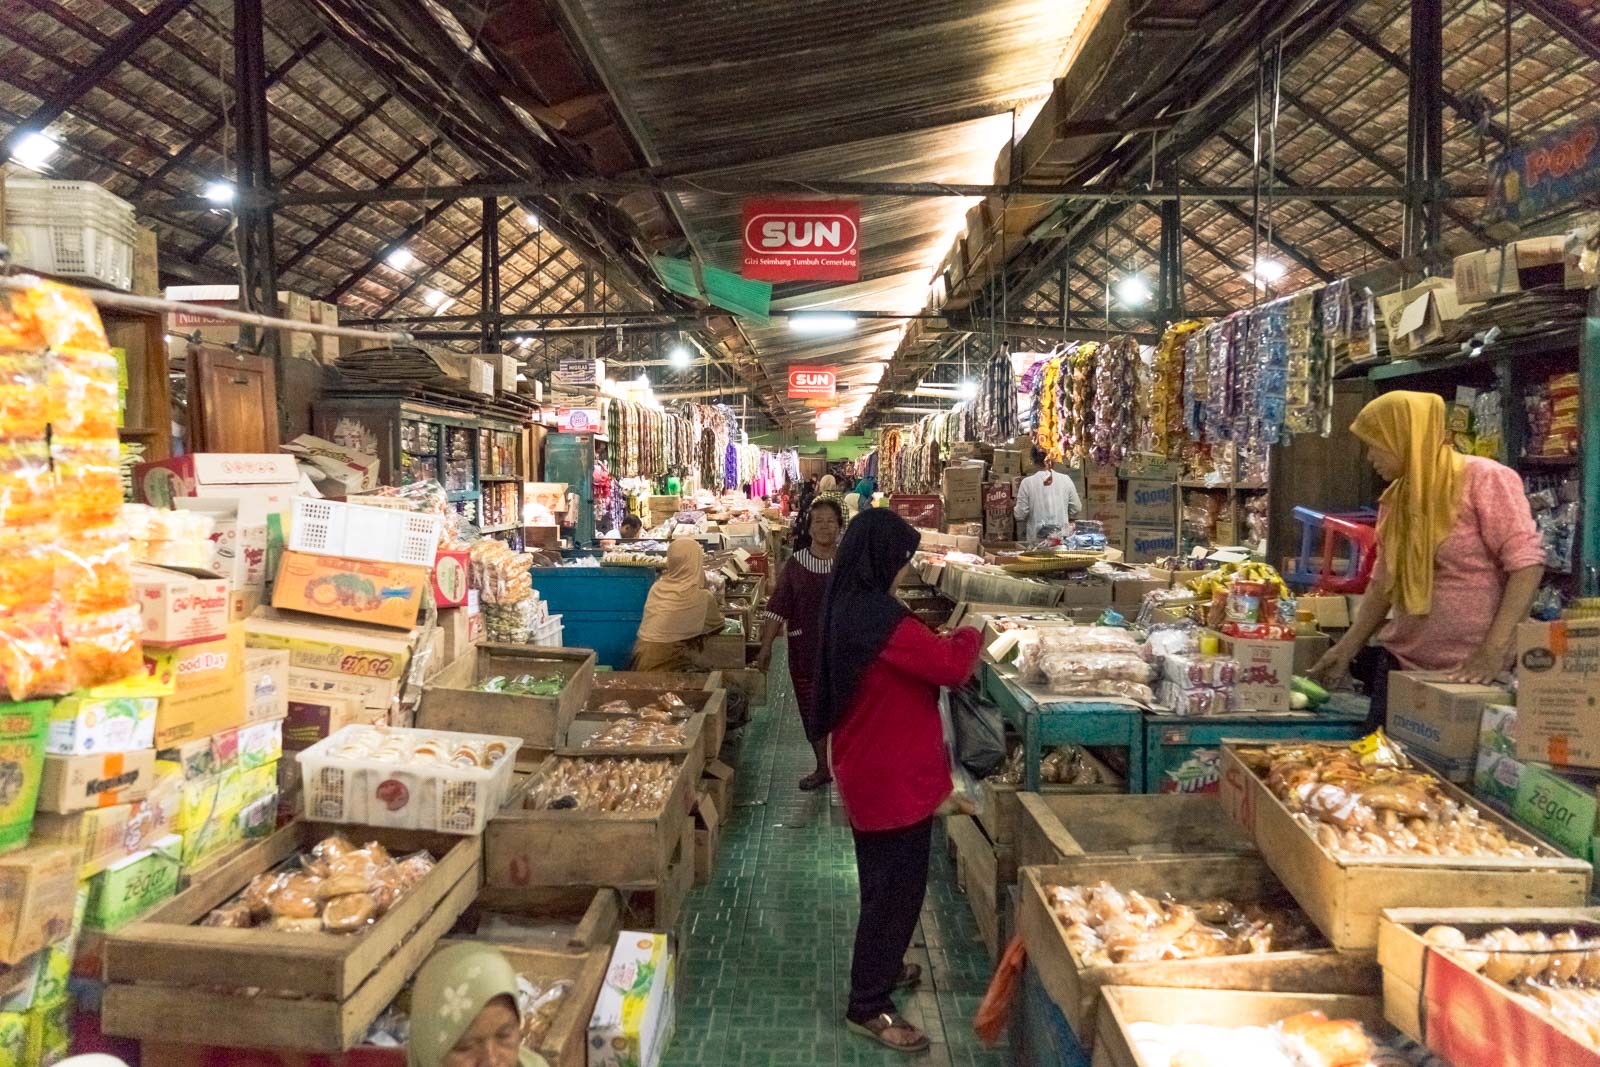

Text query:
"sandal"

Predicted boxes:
[[895, 963, 922, 990], [846, 1012, 929, 1053], [798, 769, 832, 791]]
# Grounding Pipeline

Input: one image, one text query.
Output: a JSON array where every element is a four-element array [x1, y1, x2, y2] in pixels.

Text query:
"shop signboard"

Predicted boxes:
[[1484, 113, 1600, 224], [787, 367, 837, 399], [556, 407, 603, 433], [553, 359, 602, 390], [741, 199, 860, 281]]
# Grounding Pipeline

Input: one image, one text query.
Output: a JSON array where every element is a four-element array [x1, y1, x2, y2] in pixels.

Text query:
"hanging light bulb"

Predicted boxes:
[[386, 247, 416, 271], [202, 180, 235, 205], [1115, 275, 1152, 307], [10, 132, 58, 172], [668, 344, 692, 370], [1246, 258, 1287, 286], [958, 380, 980, 399]]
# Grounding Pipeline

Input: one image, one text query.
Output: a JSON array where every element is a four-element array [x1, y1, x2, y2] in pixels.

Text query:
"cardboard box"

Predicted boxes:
[[991, 449, 1022, 478], [1125, 480, 1177, 526], [46, 695, 157, 756], [37, 751, 156, 814], [286, 667, 399, 725], [244, 648, 289, 724], [1474, 703, 1522, 806], [694, 794, 721, 885], [154, 627, 247, 749], [1081, 501, 1126, 530], [1293, 633, 1332, 675], [1377, 277, 1476, 356], [432, 547, 471, 608], [280, 434, 379, 495], [1212, 631, 1295, 713], [702, 760, 734, 821], [1124, 523, 1178, 564], [244, 608, 414, 681], [1111, 577, 1167, 608], [1453, 234, 1594, 304], [237, 719, 283, 771], [469, 357, 494, 396], [1298, 595, 1352, 630], [132, 564, 229, 647], [940, 464, 986, 523], [0, 847, 76, 965], [283, 691, 370, 750], [313, 301, 340, 362], [1385, 672, 1512, 782], [30, 775, 178, 879], [133, 453, 300, 510], [1515, 619, 1600, 768], [1511, 763, 1599, 861], [271, 551, 429, 630], [587, 931, 675, 1067], [0, 701, 46, 850], [1056, 575, 1112, 608], [83, 834, 180, 931]]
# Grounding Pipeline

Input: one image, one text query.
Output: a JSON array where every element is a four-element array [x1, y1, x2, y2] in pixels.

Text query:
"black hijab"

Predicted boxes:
[[811, 508, 921, 738]]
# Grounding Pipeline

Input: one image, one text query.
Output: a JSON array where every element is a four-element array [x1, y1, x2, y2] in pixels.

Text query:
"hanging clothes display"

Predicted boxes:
[[975, 345, 1020, 444], [1088, 335, 1139, 466], [1143, 320, 1205, 459]]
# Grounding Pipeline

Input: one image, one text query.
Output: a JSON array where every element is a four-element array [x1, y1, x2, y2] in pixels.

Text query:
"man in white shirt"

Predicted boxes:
[[1014, 446, 1082, 542]]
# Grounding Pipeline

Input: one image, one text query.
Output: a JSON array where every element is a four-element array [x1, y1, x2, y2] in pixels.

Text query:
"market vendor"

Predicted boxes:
[[816, 509, 982, 1053], [619, 514, 643, 540], [1309, 391, 1545, 724], [1014, 445, 1082, 541], [407, 942, 550, 1067], [630, 538, 725, 672], [756, 497, 842, 791]]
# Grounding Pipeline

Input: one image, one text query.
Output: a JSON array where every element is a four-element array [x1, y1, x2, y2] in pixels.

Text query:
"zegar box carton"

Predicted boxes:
[[1515, 619, 1600, 768]]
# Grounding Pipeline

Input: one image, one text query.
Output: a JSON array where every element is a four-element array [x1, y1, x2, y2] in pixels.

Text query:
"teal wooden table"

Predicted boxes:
[[1141, 710, 1367, 794], [982, 661, 1145, 792]]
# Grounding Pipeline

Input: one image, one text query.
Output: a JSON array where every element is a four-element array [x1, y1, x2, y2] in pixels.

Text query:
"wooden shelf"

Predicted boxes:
[[479, 474, 521, 482], [480, 523, 518, 533]]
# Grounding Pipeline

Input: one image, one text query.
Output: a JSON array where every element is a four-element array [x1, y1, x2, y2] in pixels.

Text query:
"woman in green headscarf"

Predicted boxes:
[[408, 942, 550, 1067]]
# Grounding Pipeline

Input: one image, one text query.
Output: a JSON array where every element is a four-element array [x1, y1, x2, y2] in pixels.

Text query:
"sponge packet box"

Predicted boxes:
[[154, 626, 247, 750], [244, 648, 289, 724], [271, 551, 430, 630], [36, 750, 156, 814], [0, 846, 77, 965], [244, 608, 414, 682], [31, 770, 179, 879], [588, 930, 676, 1067], [45, 695, 156, 757], [0, 702, 48, 852], [83, 833, 180, 931]]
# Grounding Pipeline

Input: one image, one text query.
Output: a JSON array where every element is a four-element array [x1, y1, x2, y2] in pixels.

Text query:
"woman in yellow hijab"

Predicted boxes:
[[1310, 391, 1545, 723], [631, 538, 725, 672]]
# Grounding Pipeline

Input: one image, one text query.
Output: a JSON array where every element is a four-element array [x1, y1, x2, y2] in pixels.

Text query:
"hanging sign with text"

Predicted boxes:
[[787, 366, 837, 399], [742, 199, 861, 282], [1484, 113, 1600, 224]]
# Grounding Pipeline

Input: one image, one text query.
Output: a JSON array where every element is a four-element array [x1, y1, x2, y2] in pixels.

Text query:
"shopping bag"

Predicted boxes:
[[949, 679, 1006, 778], [935, 689, 985, 817]]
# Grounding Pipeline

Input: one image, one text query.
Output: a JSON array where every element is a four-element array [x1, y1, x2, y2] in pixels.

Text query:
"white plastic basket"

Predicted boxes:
[[291, 497, 443, 565], [4, 178, 136, 290], [295, 724, 522, 835], [529, 614, 564, 647]]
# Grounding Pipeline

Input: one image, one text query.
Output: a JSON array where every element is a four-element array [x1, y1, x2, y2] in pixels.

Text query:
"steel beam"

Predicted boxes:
[[279, 139, 439, 275], [1405, 0, 1446, 258], [0, 0, 196, 158], [1520, 0, 1600, 65], [232, 0, 279, 343], [480, 197, 500, 350]]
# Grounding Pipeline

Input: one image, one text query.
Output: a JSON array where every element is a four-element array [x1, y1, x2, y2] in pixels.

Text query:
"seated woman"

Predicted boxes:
[[407, 941, 549, 1067], [630, 538, 725, 672]]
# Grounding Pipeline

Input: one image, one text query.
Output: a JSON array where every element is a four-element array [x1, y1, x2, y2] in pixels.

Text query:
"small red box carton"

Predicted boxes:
[[432, 547, 470, 608]]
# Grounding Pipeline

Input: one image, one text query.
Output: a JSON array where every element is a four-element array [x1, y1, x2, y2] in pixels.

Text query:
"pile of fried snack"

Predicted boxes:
[[1423, 924, 1600, 1050], [988, 745, 1108, 787], [1127, 1011, 1397, 1067], [1043, 880, 1317, 967], [523, 757, 677, 813], [595, 692, 692, 722], [580, 718, 688, 749], [1238, 734, 1542, 858], [201, 834, 435, 932]]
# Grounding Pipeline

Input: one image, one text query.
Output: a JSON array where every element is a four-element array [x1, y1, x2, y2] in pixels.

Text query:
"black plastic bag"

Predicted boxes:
[[948, 679, 1006, 778]]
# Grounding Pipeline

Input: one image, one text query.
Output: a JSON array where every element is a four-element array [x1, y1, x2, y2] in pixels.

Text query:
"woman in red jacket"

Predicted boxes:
[[815, 509, 982, 1053]]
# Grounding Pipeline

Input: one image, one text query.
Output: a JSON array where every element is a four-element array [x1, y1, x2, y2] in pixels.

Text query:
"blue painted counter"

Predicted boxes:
[[530, 565, 656, 668], [983, 663, 1145, 791], [1142, 710, 1367, 794]]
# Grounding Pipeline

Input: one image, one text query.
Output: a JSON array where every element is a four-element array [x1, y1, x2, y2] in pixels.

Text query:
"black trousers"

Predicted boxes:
[[1353, 646, 1400, 732], [848, 816, 933, 1022]]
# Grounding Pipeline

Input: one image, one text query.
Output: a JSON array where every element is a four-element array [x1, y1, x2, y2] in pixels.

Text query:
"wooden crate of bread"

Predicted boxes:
[[582, 686, 726, 769], [1377, 905, 1600, 1059], [1093, 987, 1388, 1067], [591, 670, 722, 692], [560, 709, 708, 786], [484, 755, 693, 889], [1014, 793, 1255, 869], [1018, 855, 1380, 1049], [102, 822, 481, 1050], [1217, 744, 1591, 950], [979, 748, 1124, 847], [459, 886, 623, 952]]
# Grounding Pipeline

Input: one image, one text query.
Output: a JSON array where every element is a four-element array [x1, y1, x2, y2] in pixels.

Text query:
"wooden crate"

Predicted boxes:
[[978, 751, 1124, 846], [102, 823, 481, 1051], [591, 670, 722, 692], [419, 645, 596, 754], [1019, 857, 1380, 1048], [462, 886, 624, 952], [947, 815, 1010, 959], [1093, 987, 1387, 1067], [485, 756, 693, 889], [561, 709, 708, 786], [477, 944, 611, 1067], [583, 687, 727, 771], [1377, 906, 1600, 1053], [698, 633, 746, 670], [1217, 745, 1592, 949], [1014, 793, 1255, 869]]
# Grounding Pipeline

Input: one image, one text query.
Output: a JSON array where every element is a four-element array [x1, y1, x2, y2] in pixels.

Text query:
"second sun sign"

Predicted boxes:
[[740, 199, 860, 282]]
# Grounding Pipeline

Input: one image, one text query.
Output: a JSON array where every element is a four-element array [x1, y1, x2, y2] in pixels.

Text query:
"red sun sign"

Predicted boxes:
[[787, 367, 837, 399], [741, 199, 860, 282]]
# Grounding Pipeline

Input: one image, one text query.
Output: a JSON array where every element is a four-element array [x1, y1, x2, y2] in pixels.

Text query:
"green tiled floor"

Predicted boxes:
[[663, 642, 1009, 1067]]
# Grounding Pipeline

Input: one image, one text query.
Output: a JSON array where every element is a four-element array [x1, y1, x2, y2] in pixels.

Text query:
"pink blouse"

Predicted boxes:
[[1373, 456, 1545, 670]]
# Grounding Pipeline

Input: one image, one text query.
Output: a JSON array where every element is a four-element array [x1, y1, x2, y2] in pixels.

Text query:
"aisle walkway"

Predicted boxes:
[[664, 646, 1007, 1067]]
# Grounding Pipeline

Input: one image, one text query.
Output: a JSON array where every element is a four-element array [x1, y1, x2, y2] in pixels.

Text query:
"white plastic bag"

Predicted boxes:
[[935, 689, 986, 817]]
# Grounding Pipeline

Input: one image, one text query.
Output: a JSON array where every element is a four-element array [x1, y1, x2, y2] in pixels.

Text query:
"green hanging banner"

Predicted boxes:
[[651, 256, 772, 322]]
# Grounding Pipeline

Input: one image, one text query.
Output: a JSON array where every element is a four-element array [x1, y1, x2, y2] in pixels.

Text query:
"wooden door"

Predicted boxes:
[[188, 348, 280, 453]]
